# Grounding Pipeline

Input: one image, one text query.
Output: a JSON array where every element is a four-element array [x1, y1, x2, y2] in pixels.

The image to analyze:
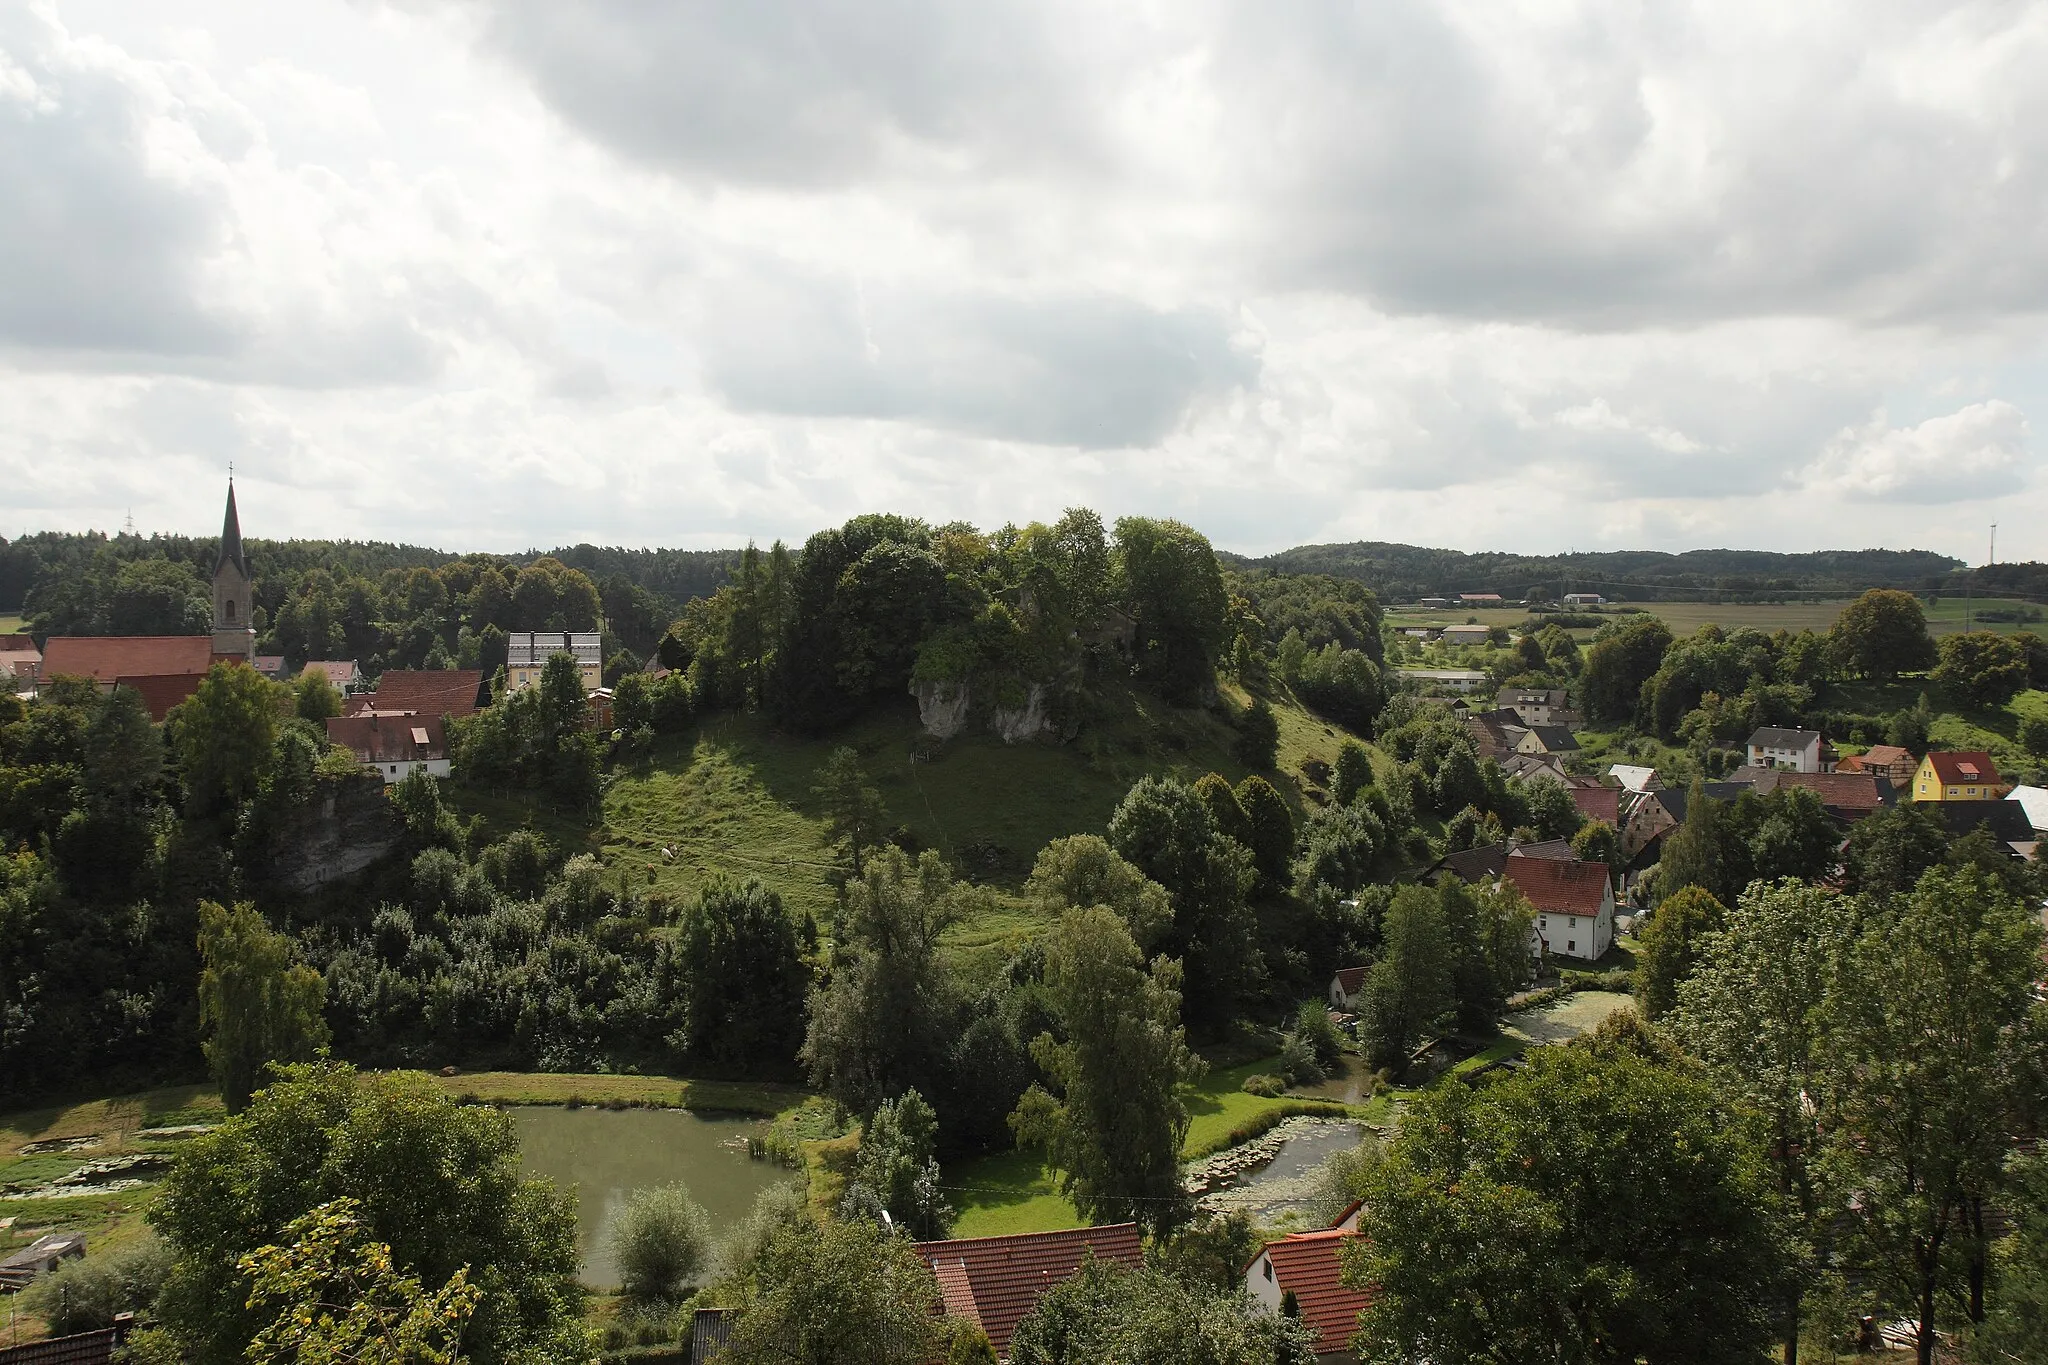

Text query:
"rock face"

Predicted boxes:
[[269, 774, 405, 892], [912, 678, 1061, 744], [913, 680, 973, 740]]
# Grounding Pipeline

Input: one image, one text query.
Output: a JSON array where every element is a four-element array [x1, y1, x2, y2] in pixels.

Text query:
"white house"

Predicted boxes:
[[1328, 966, 1368, 1011], [507, 631, 603, 693], [1746, 727, 1833, 773], [325, 714, 452, 784], [1497, 687, 1572, 726], [1504, 857, 1615, 962], [1244, 1227, 1373, 1362], [1562, 592, 1606, 607], [1396, 667, 1489, 694]]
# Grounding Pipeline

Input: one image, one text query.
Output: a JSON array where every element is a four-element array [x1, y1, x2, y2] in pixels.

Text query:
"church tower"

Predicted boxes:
[[211, 481, 256, 660]]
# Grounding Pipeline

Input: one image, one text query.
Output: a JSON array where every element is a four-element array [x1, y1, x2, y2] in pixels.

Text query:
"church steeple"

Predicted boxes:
[[211, 479, 256, 660], [217, 480, 249, 581]]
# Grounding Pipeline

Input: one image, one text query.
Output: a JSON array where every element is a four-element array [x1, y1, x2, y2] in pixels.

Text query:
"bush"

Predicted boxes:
[[1241, 1074, 1286, 1097], [1294, 1000, 1345, 1070], [609, 1182, 712, 1306], [2021, 715, 2048, 759], [22, 1235, 171, 1334]]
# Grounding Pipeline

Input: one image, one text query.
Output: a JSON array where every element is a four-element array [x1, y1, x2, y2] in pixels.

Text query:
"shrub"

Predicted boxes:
[[1294, 1000, 1345, 1071], [22, 1235, 171, 1335], [2021, 715, 2048, 759], [1276, 1032, 1325, 1086], [1241, 1074, 1285, 1098], [609, 1182, 712, 1306]]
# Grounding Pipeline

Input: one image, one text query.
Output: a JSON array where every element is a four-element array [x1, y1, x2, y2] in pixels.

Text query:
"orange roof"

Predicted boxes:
[[326, 713, 447, 764], [1503, 856, 1610, 915], [914, 1224, 1143, 1359], [113, 673, 205, 722], [41, 636, 213, 683], [1569, 785, 1620, 827], [1738, 769, 1891, 814], [348, 669, 483, 718], [1259, 1230, 1375, 1354], [1925, 751, 2001, 787]]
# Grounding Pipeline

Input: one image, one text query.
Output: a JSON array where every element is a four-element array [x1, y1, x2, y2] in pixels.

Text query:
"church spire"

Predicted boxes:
[[217, 480, 249, 580]]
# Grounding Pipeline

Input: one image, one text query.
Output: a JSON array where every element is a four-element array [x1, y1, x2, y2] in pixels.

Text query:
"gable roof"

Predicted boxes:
[[1925, 751, 2002, 787], [1503, 857, 1610, 915], [0, 633, 35, 653], [1570, 785, 1621, 826], [2010, 786, 2048, 834], [41, 635, 215, 683], [1609, 763, 1660, 792], [1509, 838, 1580, 862], [914, 1224, 1143, 1360], [1426, 842, 1510, 885], [1841, 744, 1914, 771], [1748, 726, 1822, 750], [114, 673, 205, 722], [305, 660, 361, 686], [350, 669, 484, 718], [1498, 687, 1569, 707], [1332, 966, 1368, 995], [1525, 724, 1580, 752], [1728, 768, 1893, 816], [1935, 800, 2035, 844], [1258, 1230, 1375, 1355], [326, 713, 447, 764]]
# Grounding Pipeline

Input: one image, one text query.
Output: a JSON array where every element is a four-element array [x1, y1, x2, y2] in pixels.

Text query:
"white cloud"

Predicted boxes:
[[2, 0, 2047, 564], [1801, 401, 2031, 503]]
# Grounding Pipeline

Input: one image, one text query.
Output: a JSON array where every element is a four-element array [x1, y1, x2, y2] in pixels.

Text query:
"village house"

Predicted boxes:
[[2010, 786, 2048, 836], [1514, 724, 1580, 758], [1569, 784, 1622, 828], [303, 659, 365, 696], [1499, 751, 1568, 785], [1458, 592, 1505, 607], [1504, 856, 1615, 962], [1328, 966, 1368, 1011], [1243, 1222, 1373, 1363], [112, 673, 206, 722], [507, 631, 603, 692], [1561, 592, 1605, 607], [1912, 751, 2007, 802], [1835, 744, 1917, 784], [1745, 727, 1835, 773], [1608, 763, 1661, 794], [1394, 666, 1487, 694], [913, 1224, 1143, 1361], [1416, 597, 1449, 609], [1, 633, 40, 689], [1723, 767, 1893, 822], [325, 714, 451, 784], [346, 668, 485, 719], [1496, 687, 1573, 727], [1440, 623, 1491, 647]]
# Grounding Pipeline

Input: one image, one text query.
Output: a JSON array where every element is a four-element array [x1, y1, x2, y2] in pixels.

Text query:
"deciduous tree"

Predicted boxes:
[[1830, 589, 1935, 681], [197, 900, 331, 1113], [1634, 885, 1727, 1022]]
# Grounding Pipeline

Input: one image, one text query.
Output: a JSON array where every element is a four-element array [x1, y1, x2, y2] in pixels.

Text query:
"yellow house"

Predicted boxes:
[[505, 631, 603, 693], [1911, 751, 2006, 802]]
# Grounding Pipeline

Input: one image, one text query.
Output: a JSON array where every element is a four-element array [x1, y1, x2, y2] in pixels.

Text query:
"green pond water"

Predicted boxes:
[[508, 1106, 797, 1289]]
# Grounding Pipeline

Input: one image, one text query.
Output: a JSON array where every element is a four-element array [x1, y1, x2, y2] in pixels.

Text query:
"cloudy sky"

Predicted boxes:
[[3, 1, 2044, 560]]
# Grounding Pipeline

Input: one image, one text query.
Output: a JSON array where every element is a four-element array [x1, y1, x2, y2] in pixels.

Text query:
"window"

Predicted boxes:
[[223, 599, 236, 622], [1568, 940, 1577, 953]]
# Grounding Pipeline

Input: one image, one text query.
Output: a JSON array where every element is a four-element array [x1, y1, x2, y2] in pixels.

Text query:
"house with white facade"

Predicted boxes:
[[1746, 727, 1834, 773], [1395, 667, 1489, 694], [1504, 856, 1615, 962], [1328, 966, 1368, 1011], [326, 714, 451, 784]]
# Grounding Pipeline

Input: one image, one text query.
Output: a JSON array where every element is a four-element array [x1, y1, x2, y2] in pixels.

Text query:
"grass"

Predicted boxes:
[[0, 613, 22, 635], [429, 1071, 808, 1115]]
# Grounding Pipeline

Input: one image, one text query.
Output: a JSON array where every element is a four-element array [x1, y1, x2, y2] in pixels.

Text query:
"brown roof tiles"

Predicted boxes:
[[913, 1224, 1143, 1359]]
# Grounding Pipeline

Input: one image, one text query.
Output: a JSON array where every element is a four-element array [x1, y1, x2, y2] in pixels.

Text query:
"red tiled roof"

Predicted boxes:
[[1926, 751, 2001, 787], [325, 713, 447, 764], [1260, 1230, 1375, 1354], [0, 633, 35, 653], [1503, 856, 1610, 915], [305, 660, 360, 686], [113, 673, 204, 722], [348, 669, 483, 718], [913, 1223, 1143, 1359], [1570, 785, 1621, 826], [1748, 769, 1891, 812], [1333, 966, 1368, 995], [40, 636, 213, 683]]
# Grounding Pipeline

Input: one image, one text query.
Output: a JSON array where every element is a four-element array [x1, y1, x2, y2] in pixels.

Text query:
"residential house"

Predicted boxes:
[[1514, 724, 1580, 758], [1562, 592, 1605, 607], [1835, 744, 1917, 784], [507, 631, 603, 692], [40, 635, 216, 690], [0, 1232, 86, 1290], [1328, 966, 1368, 1011], [1244, 1227, 1372, 1363], [325, 714, 450, 784], [1499, 751, 1568, 785], [252, 655, 289, 681], [304, 660, 365, 696], [347, 669, 485, 719], [1911, 751, 2007, 802], [1933, 800, 2037, 859], [1394, 667, 1486, 694], [1746, 727, 1835, 773], [1, 633, 40, 688], [1464, 708, 1529, 760], [1421, 843, 1510, 887], [1459, 592, 1505, 607], [1723, 767, 1893, 822], [1509, 838, 1580, 862], [112, 673, 205, 722], [1504, 857, 1615, 962], [914, 1224, 1144, 1361], [1441, 624, 1491, 646], [2010, 786, 2048, 835], [1608, 764, 1661, 794], [1496, 687, 1572, 726], [1570, 784, 1622, 828]]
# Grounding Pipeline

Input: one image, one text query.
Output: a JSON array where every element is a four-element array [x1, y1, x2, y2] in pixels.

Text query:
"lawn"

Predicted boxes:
[[0, 613, 22, 635], [428, 1070, 808, 1115]]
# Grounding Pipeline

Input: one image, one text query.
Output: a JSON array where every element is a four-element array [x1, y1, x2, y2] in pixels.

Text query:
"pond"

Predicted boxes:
[[508, 1106, 797, 1289], [1195, 1117, 1369, 1227]]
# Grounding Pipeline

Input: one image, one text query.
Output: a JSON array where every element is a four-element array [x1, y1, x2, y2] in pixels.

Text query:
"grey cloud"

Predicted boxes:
[[698, 266, 1258, 447], [456, 0, 1094, 186], [0, 9, 236, 356]]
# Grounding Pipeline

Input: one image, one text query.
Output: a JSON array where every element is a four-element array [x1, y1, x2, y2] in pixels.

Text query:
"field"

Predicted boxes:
[[0, 613, 21, 635], [458, 680, 1376, 949], [1387, 595, 2045, 642]]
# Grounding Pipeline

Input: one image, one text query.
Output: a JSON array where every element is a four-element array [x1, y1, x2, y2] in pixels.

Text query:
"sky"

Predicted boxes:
[[2, 1, 2044, 561]]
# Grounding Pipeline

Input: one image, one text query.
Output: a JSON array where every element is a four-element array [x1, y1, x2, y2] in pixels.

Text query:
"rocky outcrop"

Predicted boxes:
[[269, 774, 404, 892], [989, 683, 1056, 744], [913, 680, 973, 740]]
